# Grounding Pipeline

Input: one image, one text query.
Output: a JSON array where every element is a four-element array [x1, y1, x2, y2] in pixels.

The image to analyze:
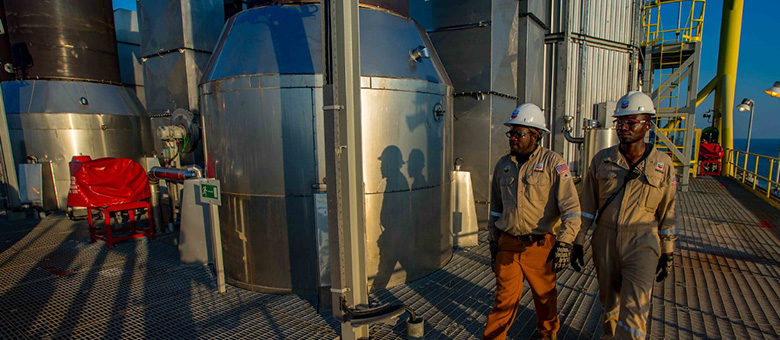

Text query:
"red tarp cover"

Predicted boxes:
[[699, 142, 724, 160], [67, 158, 150, 208]]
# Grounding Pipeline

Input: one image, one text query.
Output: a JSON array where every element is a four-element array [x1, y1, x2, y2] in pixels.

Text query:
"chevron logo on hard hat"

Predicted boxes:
[[511, 109, 519, 118], [621, 101, 629, 109]]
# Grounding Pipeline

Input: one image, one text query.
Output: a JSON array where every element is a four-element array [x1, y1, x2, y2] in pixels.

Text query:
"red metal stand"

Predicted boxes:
[[87, 201, 155, 248], [698, 160, 722, 176]]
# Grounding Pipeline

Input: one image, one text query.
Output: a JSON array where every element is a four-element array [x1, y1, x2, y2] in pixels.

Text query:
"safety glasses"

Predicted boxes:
[[612, 118, 649, 128], [505, 131, 534, 139]]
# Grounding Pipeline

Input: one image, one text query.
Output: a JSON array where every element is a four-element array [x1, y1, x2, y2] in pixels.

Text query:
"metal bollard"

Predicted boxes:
[[407, 318, 424, 339]]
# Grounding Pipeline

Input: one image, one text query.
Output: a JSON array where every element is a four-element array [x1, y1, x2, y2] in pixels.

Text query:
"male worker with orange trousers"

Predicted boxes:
[[571, 91, 678, 339], [482, 103, 582, 340]]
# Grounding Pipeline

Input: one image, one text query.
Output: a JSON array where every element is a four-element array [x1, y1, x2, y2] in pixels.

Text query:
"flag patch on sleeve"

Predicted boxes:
[[556, 164, 571, 179], [671, 176, 677, 186]]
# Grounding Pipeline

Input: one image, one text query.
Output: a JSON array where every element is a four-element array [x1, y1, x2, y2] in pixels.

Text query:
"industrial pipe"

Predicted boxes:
[[339, 298, 422, 338], [147, 166, 201, 233], [148, 178, 164, 234], [148, 166, 199, 181], [564, 126, 585, 144], [712, 0, 744, 154]]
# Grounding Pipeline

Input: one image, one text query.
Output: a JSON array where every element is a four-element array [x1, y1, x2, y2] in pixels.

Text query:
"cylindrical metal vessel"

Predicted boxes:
[[583, 127, 618, 174], [200, 4, 453, 294], [2, 80, 154, 209], [4, 0, 121, 83]]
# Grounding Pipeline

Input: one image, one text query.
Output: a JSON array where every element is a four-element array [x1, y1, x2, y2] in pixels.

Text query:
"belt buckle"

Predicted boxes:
[[516, 234, 533, 242]]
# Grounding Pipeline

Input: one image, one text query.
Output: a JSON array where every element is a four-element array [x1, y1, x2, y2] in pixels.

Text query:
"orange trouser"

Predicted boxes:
[[483, 233, 558, 340]]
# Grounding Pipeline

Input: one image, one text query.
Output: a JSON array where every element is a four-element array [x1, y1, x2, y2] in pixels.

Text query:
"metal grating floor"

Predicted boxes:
[[1, 176, 780, 339]]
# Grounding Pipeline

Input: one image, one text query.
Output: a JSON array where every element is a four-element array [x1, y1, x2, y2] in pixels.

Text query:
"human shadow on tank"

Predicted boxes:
[[407, 148, 428, 189], [372, 146, 411, 290]]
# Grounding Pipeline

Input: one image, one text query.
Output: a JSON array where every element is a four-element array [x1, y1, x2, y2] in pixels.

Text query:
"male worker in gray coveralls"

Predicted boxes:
[[571, 91, 678, 339]]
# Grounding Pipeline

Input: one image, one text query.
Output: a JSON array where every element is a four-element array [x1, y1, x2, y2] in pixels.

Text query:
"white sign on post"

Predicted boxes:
[[200, 178, 225, 293]]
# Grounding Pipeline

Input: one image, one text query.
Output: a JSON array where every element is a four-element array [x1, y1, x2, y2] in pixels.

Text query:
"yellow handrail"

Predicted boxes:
[[641, 0, 706, 46], [723, 148, 780, 199], [655, 127, 701, 178]]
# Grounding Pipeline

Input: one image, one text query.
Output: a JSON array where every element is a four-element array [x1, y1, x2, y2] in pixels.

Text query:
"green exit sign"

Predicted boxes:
[[201, 184, 218, 199], [199, 179, 221, 206]]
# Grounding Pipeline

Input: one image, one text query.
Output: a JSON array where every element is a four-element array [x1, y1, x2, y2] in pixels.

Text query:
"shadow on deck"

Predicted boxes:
[[1, 176, 779, 339]]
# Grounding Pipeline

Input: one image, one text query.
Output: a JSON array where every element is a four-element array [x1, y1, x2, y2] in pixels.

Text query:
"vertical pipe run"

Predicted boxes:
[[712, 0, 743, 160], [746, 105, 754, 155], [0, 87, 20, 208], [324, 0, 369, 339], [148, 179, 164, 234]]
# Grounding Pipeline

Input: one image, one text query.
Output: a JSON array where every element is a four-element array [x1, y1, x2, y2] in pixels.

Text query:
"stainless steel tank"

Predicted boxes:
[[583, 127, 618, 174], [200, 3, 453, 294], [4, 0, 121, 83], [1, 0, 154, 211], [2, 80, 154, 209]]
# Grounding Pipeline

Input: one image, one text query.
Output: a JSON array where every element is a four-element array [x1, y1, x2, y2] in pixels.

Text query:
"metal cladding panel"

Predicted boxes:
[[452, 97, 491, 221], [409, 0, 491, 30], [203, 5, 447, 84], [203, 87, 316, 196], [489, 96, 516, 206], [138, 0, 225, 55], [4, 0, 120, 83], [544, 41, 631, 169], [117, 43, 144, 87], [566, 0, 635, 44], [365, 184, 452, 289], [425, 27, 491, 92], [518, 1, 547, 105], [360, 9, 448, 83], [203, 5, 323, 79], [548, 0, 567, 34], [361, 86, 450, 193], [201, 75, 453, 292], [2, 80, 153, 209], [114, 9, 141, 45], [2, 81, 146, 116], [490, 0, 519, 96], [143, 49, 210, 114], [220, 194, 319, 294]]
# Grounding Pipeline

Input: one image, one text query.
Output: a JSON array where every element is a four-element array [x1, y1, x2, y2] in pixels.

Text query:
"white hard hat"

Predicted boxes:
[[613, 91, 656, 117], [504, 103, 550, 132]]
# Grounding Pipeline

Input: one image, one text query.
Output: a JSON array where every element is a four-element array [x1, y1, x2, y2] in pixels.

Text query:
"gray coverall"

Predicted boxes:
[[576, 145, 678, 339]]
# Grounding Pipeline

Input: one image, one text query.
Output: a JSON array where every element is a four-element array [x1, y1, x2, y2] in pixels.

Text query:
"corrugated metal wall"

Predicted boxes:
[[410, 0, 640, 222], [545, 0, 640, 172]]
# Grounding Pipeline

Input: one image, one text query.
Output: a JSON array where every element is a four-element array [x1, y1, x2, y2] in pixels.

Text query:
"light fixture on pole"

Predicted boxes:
[[767, 82, 780, 189], [736, 98, 755, 155], [765, 81, 780, 98]]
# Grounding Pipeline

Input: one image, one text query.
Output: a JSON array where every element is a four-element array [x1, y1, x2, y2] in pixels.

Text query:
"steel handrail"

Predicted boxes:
[[724, 148, 780, 199]]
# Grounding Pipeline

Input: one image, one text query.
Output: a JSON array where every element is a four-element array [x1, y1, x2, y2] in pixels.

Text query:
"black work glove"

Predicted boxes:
[[571, 244, 585, 272], [489, 241, 498, 271], [546, 241, 572, 273], [655, 253, 673, 282]]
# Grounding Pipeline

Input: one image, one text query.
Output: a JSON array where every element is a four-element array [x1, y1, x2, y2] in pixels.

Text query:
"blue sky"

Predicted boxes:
[[113, 0, 135, 11], [113, 0, 780, 138], [694, 0, 780, 139]]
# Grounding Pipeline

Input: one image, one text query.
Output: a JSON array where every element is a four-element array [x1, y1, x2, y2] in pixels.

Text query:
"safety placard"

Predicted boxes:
[[200, 179, 221, 206]]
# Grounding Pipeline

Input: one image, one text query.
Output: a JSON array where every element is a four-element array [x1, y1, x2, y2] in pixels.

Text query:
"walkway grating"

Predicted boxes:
[[1, 176, 779, 339]]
